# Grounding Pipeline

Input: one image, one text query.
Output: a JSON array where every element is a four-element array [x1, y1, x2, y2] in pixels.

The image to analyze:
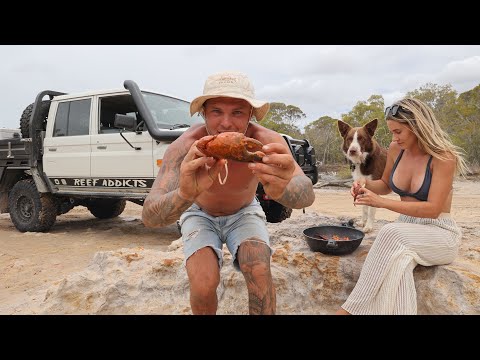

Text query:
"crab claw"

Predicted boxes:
[[196, 136, 214, 157], [242, 137, 264, 162]]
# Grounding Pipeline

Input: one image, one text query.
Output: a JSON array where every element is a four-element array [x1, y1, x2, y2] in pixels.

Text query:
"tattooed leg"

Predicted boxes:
[[186, 247, 220, 315], [237, 239, 276, 315]]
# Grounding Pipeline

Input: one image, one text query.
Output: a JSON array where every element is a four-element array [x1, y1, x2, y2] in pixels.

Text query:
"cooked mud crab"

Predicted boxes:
[[196, 132, 265, 162], [196, 132, 265, 185]]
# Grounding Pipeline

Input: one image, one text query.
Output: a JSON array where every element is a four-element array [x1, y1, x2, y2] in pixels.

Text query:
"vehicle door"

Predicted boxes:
[[43, 97, 92, 185], [90, 93, 154, 190]]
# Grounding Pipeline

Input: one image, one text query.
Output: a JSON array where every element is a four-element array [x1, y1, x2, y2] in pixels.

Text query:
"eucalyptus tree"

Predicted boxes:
[[260, 102, 304, 138], [305, 116, 344, 165], [341, 95, 389, 148]]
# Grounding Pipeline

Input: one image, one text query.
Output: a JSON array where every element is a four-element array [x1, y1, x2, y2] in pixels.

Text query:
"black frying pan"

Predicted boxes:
[[303, 225, 365, 255]]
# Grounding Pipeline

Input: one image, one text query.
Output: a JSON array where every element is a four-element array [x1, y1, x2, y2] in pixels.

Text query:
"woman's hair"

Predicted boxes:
[[386, 97, 469, 177]]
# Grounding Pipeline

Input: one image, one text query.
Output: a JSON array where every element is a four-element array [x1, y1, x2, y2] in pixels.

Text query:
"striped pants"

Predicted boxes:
[[341, 213, 462, 315]]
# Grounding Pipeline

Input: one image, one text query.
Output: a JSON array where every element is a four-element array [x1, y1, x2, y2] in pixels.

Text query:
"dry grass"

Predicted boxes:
[[337, 166, 352, 179], [317, 163, 352, 180]]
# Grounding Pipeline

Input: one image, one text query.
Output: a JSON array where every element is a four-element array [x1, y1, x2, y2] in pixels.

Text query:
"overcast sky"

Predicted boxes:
[[1, 45, 479, 131]]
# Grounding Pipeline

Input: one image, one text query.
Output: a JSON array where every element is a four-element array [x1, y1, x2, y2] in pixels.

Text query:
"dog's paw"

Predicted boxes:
[[363, 223, 373, 233], [356, 220, 364, 227]]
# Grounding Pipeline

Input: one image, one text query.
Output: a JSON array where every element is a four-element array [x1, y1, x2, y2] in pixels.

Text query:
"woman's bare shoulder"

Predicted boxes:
[[437, 151, 456, 162], [432, 151, 456, 169]]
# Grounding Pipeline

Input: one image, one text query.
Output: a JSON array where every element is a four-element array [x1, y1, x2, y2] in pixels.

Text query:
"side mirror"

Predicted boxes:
[[114, 114, 137, 131]]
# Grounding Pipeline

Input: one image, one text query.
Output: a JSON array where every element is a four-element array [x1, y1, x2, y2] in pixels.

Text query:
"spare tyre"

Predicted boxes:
[[20, 100, 51, 138]]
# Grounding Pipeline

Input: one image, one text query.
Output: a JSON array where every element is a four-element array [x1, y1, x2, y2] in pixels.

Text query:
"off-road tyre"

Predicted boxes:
[[8, 179, 57, 232], [262, 200, 293, 223], [256, 183, 293, 223], [86, 199, 126, 219], [56, 199, 75, 215], [20, 100, 51, 138]]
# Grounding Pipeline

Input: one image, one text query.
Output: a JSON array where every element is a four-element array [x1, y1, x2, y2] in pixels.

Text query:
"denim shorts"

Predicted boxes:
[[178, 197, 273, 271]]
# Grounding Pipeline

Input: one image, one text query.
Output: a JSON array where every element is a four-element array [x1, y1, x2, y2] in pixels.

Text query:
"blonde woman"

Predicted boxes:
[[337, 97, 468, 315]]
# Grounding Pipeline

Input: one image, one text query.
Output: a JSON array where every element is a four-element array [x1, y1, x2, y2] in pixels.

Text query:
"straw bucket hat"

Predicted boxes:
[[189, 71, 270, 121]]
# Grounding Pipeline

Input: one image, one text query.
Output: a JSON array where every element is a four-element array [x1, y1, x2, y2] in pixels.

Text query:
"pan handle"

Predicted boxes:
[[327, 240, 338, 249], [341, 219, 356, 228]]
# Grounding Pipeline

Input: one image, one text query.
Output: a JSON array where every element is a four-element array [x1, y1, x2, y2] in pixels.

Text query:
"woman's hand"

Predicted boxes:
[[351, 178, 367, 204], [351, 181, 363, 198], [354, 187, 384, 208]]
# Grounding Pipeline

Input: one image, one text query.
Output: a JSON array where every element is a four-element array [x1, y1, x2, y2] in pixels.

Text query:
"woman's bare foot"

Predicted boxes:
[[335, 308, 351, 315]]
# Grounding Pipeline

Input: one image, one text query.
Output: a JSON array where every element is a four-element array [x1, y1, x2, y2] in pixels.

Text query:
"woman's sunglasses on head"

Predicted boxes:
[[385, 104, 413, 118]]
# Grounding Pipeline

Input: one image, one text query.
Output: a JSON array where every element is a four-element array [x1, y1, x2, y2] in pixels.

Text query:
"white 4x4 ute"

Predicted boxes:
[[0, 81, 317, 232]]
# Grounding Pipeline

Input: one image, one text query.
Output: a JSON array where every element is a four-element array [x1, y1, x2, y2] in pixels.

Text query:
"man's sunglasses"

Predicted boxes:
[[385, 104, 412, 118]]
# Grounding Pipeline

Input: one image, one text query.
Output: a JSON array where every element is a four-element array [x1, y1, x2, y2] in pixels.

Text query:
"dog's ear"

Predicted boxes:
[[364, 118, 378, 137], [337, 120, 351, 138]]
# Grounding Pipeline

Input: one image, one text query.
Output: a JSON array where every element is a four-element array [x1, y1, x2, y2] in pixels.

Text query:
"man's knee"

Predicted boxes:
[[187, 247, 220, 294], [237, 239, 272, 275]]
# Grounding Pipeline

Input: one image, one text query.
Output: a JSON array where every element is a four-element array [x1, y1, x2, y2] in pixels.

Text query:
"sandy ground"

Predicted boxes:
[[1, 178, 479, 314]]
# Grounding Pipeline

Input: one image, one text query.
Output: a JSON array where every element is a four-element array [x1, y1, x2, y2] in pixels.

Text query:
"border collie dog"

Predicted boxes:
[[337, 118, 387, 232]]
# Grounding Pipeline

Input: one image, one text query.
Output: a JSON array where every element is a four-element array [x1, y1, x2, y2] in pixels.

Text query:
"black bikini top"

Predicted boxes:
[[389, 150, 433, 201]]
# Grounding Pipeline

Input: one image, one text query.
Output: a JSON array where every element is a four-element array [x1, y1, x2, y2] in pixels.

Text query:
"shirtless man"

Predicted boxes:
[[142, 71, 315, 314]]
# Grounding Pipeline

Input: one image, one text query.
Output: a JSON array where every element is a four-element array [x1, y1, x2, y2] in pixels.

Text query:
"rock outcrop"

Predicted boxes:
[[39, 213, 480, 314]]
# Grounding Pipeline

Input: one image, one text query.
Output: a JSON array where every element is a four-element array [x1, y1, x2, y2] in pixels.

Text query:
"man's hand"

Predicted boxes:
[[248, 143, 296, 200], [178, 139, 226, 201]]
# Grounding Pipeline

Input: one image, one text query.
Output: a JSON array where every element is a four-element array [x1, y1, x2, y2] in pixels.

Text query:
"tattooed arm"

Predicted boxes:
[[274, 172, 315, 209], [142, 130, 227, 228], [142, 138, 193, 228]]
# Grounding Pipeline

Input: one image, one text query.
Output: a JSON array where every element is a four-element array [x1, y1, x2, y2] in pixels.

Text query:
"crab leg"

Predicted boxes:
[[353, 183, 366, 206]]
